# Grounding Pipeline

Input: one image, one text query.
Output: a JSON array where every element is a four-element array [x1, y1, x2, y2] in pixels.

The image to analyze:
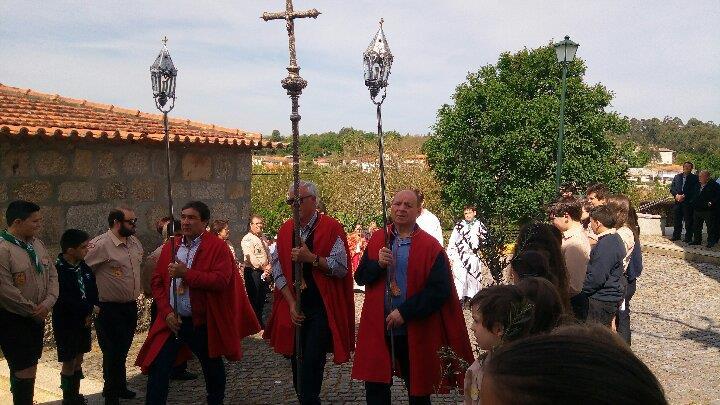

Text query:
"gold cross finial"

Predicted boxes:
[[162, 36, 168, 46]]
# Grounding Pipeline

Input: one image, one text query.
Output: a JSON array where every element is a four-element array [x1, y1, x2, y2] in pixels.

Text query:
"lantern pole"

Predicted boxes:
[[151, 36, 179, 327], [553, 35, 578, 193], [363, 18, 397, 374]]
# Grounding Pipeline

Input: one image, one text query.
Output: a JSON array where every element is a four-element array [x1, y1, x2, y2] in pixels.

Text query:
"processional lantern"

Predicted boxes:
[[363, 19, 394, 103], [151, 36, 178, 111]]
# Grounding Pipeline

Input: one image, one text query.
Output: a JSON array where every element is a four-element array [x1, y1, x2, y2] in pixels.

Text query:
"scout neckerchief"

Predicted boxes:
[[0, 230, 42, 273], [57, 255, 86, 299]]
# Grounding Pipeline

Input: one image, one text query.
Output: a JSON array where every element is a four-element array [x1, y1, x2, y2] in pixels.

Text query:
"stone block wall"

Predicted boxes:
[[1, 137, 254, 346], [0, 137, 253, 254]]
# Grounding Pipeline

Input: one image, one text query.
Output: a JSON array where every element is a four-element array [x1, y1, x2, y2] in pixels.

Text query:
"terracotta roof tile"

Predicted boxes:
[[0, 83, 282, 149]]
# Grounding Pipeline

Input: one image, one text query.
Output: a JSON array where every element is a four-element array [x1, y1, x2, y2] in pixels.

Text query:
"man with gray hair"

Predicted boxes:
[[264, 180, 355, 405]]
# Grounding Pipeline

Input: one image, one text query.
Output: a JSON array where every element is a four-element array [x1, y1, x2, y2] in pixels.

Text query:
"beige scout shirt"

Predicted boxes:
[[562, 225, 592, 296], [141, 245, 163, 298], [0, 236, 58, 317], [241, 232, 270, 269], [85, 230, 144, 303]]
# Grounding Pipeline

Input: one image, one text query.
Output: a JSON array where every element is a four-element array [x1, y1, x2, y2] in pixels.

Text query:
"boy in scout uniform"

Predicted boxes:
[[53, 229, 99, 405], [0, 200, 59, 405], [85, 207, 143, 405]]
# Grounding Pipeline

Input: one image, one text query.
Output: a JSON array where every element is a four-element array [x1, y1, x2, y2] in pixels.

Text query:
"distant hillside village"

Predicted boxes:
[[251, 154, 427, 171], [627, 148, 679, 185]]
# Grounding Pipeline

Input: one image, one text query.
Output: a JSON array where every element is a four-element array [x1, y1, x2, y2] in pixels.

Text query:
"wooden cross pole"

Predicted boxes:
[[261, 1, 320, 399]]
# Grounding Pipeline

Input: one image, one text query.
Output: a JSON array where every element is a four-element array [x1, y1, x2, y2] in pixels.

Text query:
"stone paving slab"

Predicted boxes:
[[22, 251, 720, 404]]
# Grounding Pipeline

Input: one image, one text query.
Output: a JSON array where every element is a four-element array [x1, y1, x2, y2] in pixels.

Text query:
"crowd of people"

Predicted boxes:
[[670, 161, 720, 247], [0, 180, 667, 405]]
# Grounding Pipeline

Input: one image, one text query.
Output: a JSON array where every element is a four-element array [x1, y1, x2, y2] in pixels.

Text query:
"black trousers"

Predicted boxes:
[[243, 268, 269, 327], [616, 279, 637, 345], [365, 335, 431, 405], [290, 305, 331, 405], [150, 301, 189, 375], [95, 301, 137, 398], [693, 209, 718, 244], [146, 319, 225, 405], [570, 292, 589, 322], [673, 201, 694, 240], [587, 298, 619, 328]]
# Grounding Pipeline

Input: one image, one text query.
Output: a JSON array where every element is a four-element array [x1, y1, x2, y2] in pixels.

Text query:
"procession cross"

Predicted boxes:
[[261, 1, 320, 398]]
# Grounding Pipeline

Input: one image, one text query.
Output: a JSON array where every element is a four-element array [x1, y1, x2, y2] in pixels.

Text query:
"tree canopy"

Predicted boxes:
[[424, 42, 630, 224]]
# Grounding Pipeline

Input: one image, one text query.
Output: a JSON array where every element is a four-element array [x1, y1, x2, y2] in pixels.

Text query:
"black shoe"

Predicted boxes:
[[670, 236, 681, 241], [707, 243, 717, 248], [104, 398, 120, 405], [689, 241, 702, 246], [119, 389, 137, 399], [170, 370, 199, 381]]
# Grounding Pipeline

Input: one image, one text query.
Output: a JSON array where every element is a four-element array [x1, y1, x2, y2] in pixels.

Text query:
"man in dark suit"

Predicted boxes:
[[692, 170, 720, 247], [670, 161, 700, 242]]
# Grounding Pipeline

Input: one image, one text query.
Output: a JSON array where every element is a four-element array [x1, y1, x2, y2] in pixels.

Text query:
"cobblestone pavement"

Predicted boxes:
[[35, 252, 720, 404]]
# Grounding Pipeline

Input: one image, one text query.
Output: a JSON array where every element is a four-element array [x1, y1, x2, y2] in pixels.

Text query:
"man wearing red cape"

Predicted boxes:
[[352, 189, 473, 404], [263, 180, 354, 405], [135, 201, 260, 405]]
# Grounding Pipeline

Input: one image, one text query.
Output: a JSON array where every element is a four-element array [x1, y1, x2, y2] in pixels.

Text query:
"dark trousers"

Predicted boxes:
[[149, 301, 188, 375], [243, 268, 269, 327], [146, 318, 225, 405], [693, 209, 718, 244], [365, 335, 431, 405], [587, 298, 619, 328], [96, 301, 137, 398], [290, 305, 331, 405], [673, 201, 694, 240], [570, 292, 589, 322], [616, 279, 637, 345]]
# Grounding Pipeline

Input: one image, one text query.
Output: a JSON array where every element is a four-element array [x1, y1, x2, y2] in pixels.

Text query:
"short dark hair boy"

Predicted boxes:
[[53, 229, 98, 403], [582, 206, 626, 328]]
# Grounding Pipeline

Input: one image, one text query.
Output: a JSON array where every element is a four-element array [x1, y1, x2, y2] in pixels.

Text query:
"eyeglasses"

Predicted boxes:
[[286, 195, 313, 205], [123, 219, 138, 226]]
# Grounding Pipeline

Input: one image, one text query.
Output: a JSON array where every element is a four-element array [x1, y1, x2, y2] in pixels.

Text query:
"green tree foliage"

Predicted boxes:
[[617, 117, 720, 155], [618, 141, 652, 168], [251, 137, 450, 236], [270, 129, 283, 141], [424, 42, 630, 225]]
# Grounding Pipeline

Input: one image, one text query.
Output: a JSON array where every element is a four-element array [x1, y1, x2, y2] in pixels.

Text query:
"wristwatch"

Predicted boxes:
[[313, 254, 320, 267]]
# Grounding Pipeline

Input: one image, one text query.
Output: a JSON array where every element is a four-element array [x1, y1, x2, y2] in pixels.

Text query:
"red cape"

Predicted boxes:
[[135, 233, 260, 372], [351, 226, 473, 396], [263, 213, 355, 363]]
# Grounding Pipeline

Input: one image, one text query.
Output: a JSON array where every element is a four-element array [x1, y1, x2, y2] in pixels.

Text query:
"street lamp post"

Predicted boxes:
[[150, 36, 179, 319], [553, 35, 579, 192]]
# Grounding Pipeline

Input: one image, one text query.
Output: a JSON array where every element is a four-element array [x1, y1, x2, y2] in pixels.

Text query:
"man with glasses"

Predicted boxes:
[[85, 207, 144, 405], [241, 215, 272, 327], [264, 181, 354, 405]]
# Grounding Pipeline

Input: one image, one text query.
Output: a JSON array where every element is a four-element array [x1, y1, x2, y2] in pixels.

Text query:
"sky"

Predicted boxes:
[[1, 1, 718, 136]]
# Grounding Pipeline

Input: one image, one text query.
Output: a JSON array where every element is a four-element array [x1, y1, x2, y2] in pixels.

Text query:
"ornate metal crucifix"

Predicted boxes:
[[261, 0, 320, 398]]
